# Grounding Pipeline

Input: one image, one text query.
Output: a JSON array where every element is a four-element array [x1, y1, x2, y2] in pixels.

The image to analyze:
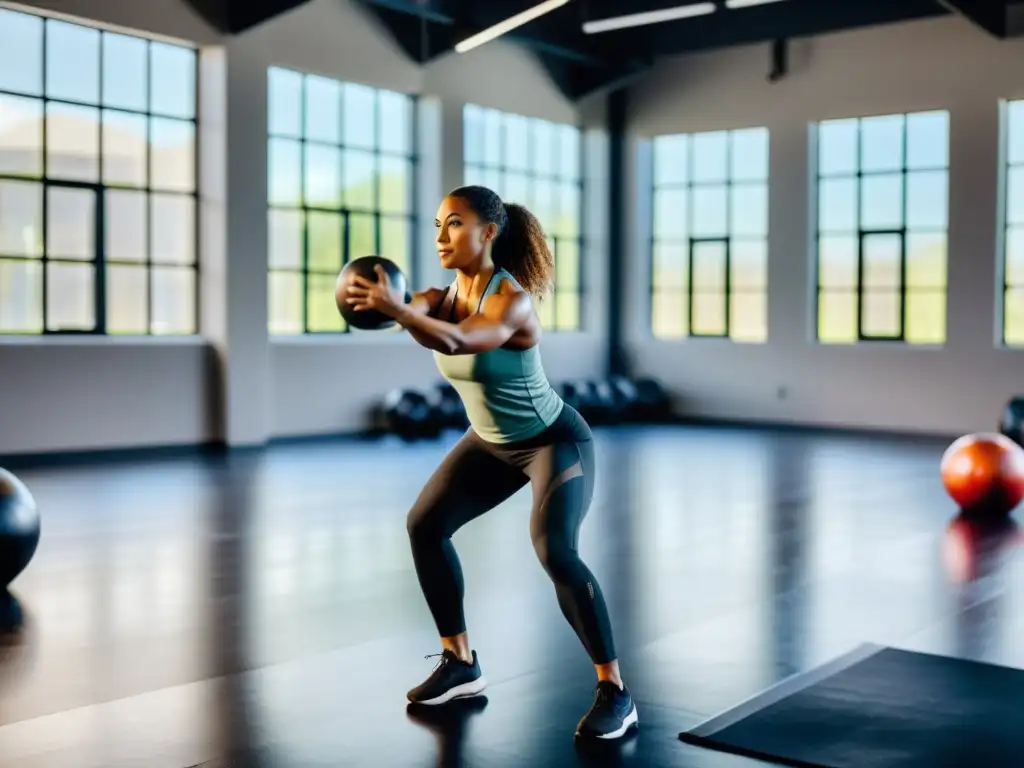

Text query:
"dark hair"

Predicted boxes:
[[447, 185, 554, 299]]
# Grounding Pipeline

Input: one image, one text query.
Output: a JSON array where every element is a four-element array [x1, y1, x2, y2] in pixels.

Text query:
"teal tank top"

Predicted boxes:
[[432, 269, 563, 444]]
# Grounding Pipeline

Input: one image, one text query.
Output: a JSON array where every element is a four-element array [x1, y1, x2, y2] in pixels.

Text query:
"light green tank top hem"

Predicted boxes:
[[432, 269, 563, 445]]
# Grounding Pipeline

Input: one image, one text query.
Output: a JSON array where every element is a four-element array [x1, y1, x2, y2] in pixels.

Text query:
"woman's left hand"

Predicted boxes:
[[345, 265, 404, 318]]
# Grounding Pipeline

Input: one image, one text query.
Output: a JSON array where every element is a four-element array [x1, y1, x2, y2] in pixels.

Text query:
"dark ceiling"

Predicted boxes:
[[181, 0, 1021, 100]]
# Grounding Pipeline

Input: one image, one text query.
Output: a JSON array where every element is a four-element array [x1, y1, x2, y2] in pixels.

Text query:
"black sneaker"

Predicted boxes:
[[575, 681, 639, 740], [407, 649, 487, 706]]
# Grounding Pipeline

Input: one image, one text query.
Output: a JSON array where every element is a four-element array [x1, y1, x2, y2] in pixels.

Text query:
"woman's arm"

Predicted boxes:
[[396, 291, 532, 355], [401, 287, 449, 348]]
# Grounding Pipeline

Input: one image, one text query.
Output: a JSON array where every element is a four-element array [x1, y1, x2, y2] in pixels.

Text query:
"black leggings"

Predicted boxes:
[[406, 404, 617, 665]]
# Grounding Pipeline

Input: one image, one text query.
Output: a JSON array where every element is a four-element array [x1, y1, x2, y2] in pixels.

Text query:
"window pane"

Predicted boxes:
[[537, 293, 554, 328], [378, 154, 409, 214], [731, 239, 766, 291], [653, 134, 688, 186], [532, 179, 556, 226], [463, 104, 484, 165], [730, 290, 767, 342], [554, 291, 580, 331], [47, 103, 99, 182], [151, 194, 195, 265], [860, 173, 903, 230], [269, 138, 302, 206], [0, 9, 43, 96], [343, 149, 375, 210], [149, 42, 195, 119], [1007, 226, 1024, 286], [692, 131, 728, 183], [380, 216, 411, 275], [107, 263, 147, 334], [692, 291, 726, 335], [1008, 101, 1024, 167], [905, 289, 945, 344], [46, 261, 94, 331], [304, 143, 340, 207], [307, 272, 344, 332], [818, 290, 856, 343], [269, 270, 302, 334], [151, 266, 194, 333], [348, 212, 376, 259], [0, 95, 43, 177], [1005, 287, 1024, 346], [692, 241, 726, 291], [150, 117, 195, 192], [505, 172, 529, 207], [907, 232, 946, 289], [379, 90, 411, 155], [651, 290, 688, 338], [47, 187, 94, 260], [862, 233, 902, 290], [819, 177, 857, 232], [730, 128, 768, 182], [483, 109, 502, 166], [106, 189, 147, 262], [307, 211, 342, 272], [906, 111, 948, 169], [555, 239, 579, 290], [1007, 166, 1024, 226], [304, 75, 341, 143], [906, 170, 947, 229], [0, 180, 42, 256], [860, 114, 903, 173], [532, 120, 555, 175], [691, 186, 727, 237], [103, 110, 147, 187], [268, 68, 302, 137], [818, 119, 857, 176], [269, 209, 302, 269], [817, 234, 857, 289], [0, 258, 42, 332], [504, 114, 529, 171], [46, 20, 100, 104], [861, 289, 901, 337], [653, 241, 688, 288], [730, 183, 767, 238], [103, 33, 147, 112], [557, 125, 579, 180], [555, 183, 580, 237], [343, 82, 376, 149]]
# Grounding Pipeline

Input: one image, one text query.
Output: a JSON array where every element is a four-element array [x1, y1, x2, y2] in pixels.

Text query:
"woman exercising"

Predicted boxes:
[[344, 185, 637, 741]]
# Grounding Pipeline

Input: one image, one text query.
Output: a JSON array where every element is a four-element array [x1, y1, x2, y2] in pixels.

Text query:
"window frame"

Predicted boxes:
[[461, 105, 585, 333], [266, 68, 420, 336], [813, 111, 950, 345], [648, 127, 770, 342], [0, 8, 201, 336], [1002, 99, 1024, 347]]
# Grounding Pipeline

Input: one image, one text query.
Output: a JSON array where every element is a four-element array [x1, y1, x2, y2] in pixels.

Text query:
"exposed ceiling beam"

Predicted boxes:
[[179, 0, 313, 33], [936, 0, 1011, 37]]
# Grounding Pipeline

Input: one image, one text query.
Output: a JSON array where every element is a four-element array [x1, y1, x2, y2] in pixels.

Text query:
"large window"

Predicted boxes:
[[1003, 100, 1024, 346], [267, 68, 416, 334], [815, 110, 949, 344], [462, 105, 582, 332], [649, 127, 769, 342], [0, 8, 198, 335]]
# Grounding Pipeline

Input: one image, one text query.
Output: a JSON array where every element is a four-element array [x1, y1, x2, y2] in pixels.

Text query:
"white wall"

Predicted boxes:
[[0, 0, 609, 455], [624, 15, 1024, 437]]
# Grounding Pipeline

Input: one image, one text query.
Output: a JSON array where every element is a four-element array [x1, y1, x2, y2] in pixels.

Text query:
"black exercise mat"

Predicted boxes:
[[678, 643, 1024, 767]]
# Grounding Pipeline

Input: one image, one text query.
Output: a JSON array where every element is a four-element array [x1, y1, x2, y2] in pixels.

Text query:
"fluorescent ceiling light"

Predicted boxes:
[[454, 0, 571, 53], [725, 0, 788, 8], [582, 2, 716, 34]]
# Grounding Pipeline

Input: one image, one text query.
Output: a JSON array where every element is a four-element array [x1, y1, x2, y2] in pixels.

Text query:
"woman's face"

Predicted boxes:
[[434, 195, 496, 271]]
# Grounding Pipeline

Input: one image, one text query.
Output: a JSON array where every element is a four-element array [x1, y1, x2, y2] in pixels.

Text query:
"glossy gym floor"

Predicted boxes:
[[0, 423, 1016, 767]]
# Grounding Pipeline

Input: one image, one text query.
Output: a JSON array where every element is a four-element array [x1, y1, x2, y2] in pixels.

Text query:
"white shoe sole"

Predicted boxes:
[[408, 676, 488, 706], [580, 703, 640, 740]]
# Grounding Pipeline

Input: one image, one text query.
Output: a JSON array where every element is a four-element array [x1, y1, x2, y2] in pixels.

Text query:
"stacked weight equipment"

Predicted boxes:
[[376, 376, 671, 440]]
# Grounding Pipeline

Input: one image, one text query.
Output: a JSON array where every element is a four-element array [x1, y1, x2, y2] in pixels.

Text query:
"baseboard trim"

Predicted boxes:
[[0, 417, 960, 470]]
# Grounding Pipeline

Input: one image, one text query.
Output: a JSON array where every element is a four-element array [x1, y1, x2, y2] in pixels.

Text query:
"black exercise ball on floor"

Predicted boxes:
[[335, 255, 409, 330], [0, 469, 40, 588]]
